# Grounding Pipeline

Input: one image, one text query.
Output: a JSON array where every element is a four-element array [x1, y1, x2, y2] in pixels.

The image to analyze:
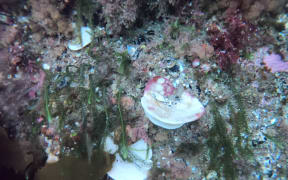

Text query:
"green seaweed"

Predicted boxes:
[[116, 90, 130, 161], [242, 52, 254, 61], [115, 51, 131, 75], [56, 102, 65, 131], [207, 102, 237, 180], [75, 0, 101, 58], [115, 89, 149, 162], [75, 0, 95, 28], [44, 62, 114, 161], [44, 84, 52, 123], [232, 108, 253, 156], [170, 19, 180, 40], [263, 133, 285, 150], [156, 40, 174, 50], [79, 70, 112, 158], [169, 19, 196, 41], [206, 80, 256, 179], [75, 0, 96, 37], [231, 86, 253, 157]]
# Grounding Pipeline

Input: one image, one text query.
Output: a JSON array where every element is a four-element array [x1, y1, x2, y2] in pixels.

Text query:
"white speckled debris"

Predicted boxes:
[[68, 26, 92, 51], [141, 76, 205, 129], [107, 139, 152, 180]]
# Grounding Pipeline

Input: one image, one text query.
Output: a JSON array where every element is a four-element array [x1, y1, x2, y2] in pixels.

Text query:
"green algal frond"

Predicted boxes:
[[207, 102, 237, 180]]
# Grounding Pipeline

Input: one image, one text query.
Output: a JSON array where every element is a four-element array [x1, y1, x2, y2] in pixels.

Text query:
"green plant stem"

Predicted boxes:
[[117, 91, 129, 160], [44, 84, 52, 123]]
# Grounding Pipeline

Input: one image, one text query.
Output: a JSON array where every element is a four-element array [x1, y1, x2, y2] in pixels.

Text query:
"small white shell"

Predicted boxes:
[[68, 26, 92, 51], [107, 139, 152, 180], [141, 76, 205, 129], [127, 45, 137, 56], [42, 63, 50, 70], [104, 135, 118, 154]]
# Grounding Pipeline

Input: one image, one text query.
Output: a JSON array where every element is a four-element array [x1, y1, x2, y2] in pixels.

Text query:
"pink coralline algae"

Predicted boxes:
[[263, 53, 288, 73], [144, 76, 175, 97]]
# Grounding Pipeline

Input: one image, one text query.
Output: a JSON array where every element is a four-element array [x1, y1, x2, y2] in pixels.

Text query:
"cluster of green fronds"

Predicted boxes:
[[43, 58, 136, 162], [114, 50, 133, 160], [263, 133, 285, 150], [75, 0, 96, 28], [115, 51, 131, 75], [229, 93, 253, 157], [207, 79, 255, 179], [44, 83, 52, 124], [44, 63, 113, 161], [207, 102, 237, 180], [242, 52, 254, 61], [156, 40, 174, 50], [170, 19, 180, 39], [169, 19, 196, 40], [42, 71, 53, 124], [75, 0, 101, 58], [116, 90, 151, 163], [116, 90, 130, 161], [89, 79, 111, 149]]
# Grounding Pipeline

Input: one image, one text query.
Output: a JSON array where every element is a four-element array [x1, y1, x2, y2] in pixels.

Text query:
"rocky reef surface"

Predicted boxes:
[[0, 0, 287, 179]]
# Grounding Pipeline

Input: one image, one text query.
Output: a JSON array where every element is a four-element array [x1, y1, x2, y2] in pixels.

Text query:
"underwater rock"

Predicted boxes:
[[141, 76, 205, 129], [0, 25, 19, 47], [0, 127, 46, 179], [68, 26, 92, 51], [35, 150, 114, 180], [277, 13, 288, 41], [106, 139, 152, 180], [30, 0, 73, 37], [0, 127, 33, 175]]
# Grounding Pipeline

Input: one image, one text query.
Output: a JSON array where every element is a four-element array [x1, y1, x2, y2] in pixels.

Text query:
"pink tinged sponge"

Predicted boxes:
[[263, 53, 288, 73], [141, 76, 205, 129]]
